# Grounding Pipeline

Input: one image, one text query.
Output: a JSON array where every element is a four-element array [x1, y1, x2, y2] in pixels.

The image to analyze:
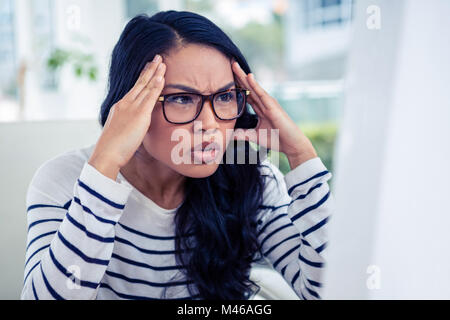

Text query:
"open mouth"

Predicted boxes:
[[191, 142, 220, 164]]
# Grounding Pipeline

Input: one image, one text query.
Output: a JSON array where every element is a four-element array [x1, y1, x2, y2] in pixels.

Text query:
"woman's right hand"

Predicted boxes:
[[88, 54, 166, 180]]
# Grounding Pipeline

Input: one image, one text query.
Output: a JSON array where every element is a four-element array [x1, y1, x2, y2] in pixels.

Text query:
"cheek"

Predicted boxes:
[[143, 106, 178, 159], [221, 121, 237, 148]]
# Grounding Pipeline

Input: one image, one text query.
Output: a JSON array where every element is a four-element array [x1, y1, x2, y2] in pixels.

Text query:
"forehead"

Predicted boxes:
[[162, 44, 234, 94]]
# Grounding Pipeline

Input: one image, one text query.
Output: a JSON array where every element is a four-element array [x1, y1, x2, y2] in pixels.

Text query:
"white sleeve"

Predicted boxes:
[[256, 157, 335, 300], [21, 160, 133, 300]]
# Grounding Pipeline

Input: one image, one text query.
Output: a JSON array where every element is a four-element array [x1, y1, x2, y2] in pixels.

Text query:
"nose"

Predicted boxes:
[[196, 98, 220, 132]]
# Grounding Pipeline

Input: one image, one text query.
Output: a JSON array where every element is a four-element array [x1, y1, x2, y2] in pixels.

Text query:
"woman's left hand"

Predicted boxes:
[[231, 60, 318, 168]]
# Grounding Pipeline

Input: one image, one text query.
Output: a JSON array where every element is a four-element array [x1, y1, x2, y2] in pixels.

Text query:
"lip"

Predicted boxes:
[[191, 148, 218, 164], [190, 141, 221, 164], [191, 141, 220, 152]]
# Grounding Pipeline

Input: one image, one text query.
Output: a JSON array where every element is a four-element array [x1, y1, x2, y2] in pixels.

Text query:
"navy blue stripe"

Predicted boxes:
[[281, 265, 288, 276], [273, 244, 300, 268], [302, 216, 329, 237], [25, 244, 49, 268], [258, 203, 289, 211], [294, 183, 323, 200], [105, 270, 193, 288], [280, 265, 288, 276], [291, 191, 330, 222], [300, 289, 308, 300], [27, 204, 65, 212], [63, 199, 72, 209], [32, 279, 39, 300], [99, 282, 200, 300], [301, 238, 312, 246], [257, 213, 288, 236], [73, 197, 116, 225], [288, 170, 329, 194], [315, 242, 328, 253], [111, 253, 183, 271], [24, 261, 40, 285], [307, 279, 323, 288], [118, 222, 181, 240], [78, 179, 125, 209], [49, 248, 98, 289], [57, 232, 109, 265], [298, 252, 324, 268], [26, 231, 56, 250], [99, 282, 158, 300], [291, 270, 300, 286], [305, 286, 320, 299], [114, 236, 182, 255], [259, 223, 295, 249], [28, 219, 63, 231], [263, 233, 300, 256], [66, 212, 114, 243], [27, 199, 71, 213], [40, 264, 64, 300]]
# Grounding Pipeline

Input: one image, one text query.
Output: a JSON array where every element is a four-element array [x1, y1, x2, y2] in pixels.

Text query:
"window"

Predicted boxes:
[[31, 0, 56, 90], [303, 0, 353, 30], [125, 0, 159, 19], [0, 0, 17, 98]]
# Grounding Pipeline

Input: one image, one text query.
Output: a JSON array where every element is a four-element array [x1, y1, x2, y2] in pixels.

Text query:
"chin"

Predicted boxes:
[[176, 162, 221, 178]]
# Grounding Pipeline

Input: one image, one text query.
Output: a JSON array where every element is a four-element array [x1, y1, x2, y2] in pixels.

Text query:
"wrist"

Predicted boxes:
[[88, 154, 121, 181], [286, 149, 317, 170]]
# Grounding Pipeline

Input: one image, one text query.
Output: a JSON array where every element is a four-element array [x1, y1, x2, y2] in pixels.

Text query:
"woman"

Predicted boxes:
[[21, 11, 334, 300]]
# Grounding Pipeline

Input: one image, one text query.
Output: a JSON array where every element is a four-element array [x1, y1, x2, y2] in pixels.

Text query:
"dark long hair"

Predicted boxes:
[[99, 11, 266, 299]]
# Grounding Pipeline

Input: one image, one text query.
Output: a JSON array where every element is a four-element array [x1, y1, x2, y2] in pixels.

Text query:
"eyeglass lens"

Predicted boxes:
[[163, 89, 245, 123]]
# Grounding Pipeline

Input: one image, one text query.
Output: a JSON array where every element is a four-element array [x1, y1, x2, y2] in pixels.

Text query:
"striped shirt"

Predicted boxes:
[[20, 143, 334, 300]]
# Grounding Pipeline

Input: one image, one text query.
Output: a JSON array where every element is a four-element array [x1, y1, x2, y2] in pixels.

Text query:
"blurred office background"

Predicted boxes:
[[0, 0, 449, 299]]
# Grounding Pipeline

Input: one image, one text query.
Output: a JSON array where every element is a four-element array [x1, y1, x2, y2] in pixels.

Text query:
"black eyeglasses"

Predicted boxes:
[[158, 88, 250, 124]]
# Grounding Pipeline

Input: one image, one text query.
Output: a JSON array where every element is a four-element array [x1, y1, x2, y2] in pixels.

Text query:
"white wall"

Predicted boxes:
[[0, 120, 101, 299], [324, 0, 450, 299]]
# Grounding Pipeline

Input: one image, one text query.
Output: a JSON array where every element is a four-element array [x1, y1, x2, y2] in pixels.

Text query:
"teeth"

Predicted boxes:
[[203, 145, 216, 152]]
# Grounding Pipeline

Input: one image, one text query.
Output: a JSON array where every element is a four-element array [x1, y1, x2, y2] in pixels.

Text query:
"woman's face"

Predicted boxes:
[[141, 43, 238, 178]]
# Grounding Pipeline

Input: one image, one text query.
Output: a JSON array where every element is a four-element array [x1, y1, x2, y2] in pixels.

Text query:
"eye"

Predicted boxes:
[[166, 95, 194, 104], [217, 91, 234, 102]]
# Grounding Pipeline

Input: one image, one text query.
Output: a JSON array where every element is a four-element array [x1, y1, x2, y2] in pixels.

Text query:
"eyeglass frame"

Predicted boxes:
[[157, 87, 250, 124]]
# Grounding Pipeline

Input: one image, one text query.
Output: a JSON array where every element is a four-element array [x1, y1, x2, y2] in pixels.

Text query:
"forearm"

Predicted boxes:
[[257, 156, 334, 299], [22, 161, 132, 299], [286, 138, 318, 170]]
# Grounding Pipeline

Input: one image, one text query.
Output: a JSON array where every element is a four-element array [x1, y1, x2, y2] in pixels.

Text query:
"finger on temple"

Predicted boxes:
[[127, 61, 161, 101], [134, 64, 166, 105], [248, 74, 273, 108]]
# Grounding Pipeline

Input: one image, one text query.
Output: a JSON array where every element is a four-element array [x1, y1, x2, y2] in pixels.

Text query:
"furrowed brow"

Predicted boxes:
[[164, 81, 235, 94]]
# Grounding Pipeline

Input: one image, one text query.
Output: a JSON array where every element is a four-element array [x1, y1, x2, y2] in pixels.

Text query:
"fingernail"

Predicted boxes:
[[153, 54, 161, 62]]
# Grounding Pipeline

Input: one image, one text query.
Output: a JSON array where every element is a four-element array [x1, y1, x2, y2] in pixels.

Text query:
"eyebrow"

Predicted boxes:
[[164, 81, 236, 94]]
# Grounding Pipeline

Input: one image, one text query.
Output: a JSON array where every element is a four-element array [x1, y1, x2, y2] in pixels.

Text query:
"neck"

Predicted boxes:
[[119, 145, 186, 210]]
